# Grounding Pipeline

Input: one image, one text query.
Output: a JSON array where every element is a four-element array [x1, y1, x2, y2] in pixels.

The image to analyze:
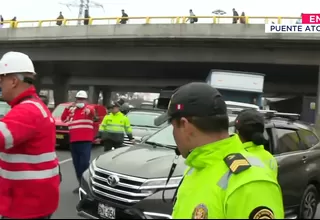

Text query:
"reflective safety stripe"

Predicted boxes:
[[69, 125, 93, 130], [68, 119, 93, 125], [0, 152, 57, 164], [0, 166, 59, 180], [21, 100, 48, 118], [0, 122, 14, 150], [217, 157, 265, 189]]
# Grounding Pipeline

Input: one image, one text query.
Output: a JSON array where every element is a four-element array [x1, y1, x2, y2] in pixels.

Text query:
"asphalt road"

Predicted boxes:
[[53, 146, 104, 219], [53, 146, 320, 219]]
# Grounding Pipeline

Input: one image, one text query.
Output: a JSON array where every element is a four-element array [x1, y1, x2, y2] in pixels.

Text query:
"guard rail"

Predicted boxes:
[[0, 16, 301, 28]]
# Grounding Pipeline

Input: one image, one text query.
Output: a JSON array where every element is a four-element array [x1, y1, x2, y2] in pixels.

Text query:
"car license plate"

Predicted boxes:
[[97, 203, 116, 219], [56, 134, 64, 139]]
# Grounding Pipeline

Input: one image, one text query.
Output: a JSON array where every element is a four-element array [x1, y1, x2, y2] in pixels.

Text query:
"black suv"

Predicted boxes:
[[77, 112, 320, 219]]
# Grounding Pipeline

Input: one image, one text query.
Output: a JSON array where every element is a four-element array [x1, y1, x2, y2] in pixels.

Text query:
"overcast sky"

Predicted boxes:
[[1, 0, 318, 23]]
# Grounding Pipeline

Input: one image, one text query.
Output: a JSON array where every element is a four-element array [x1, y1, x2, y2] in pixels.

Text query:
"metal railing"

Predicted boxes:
[[0, 16, 301, 28]]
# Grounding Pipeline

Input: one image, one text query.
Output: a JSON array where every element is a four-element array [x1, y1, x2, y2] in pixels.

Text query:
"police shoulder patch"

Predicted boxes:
[[224, 153, 251, 174], [249, 206, 274, 219], [192, 204, 208, 219]]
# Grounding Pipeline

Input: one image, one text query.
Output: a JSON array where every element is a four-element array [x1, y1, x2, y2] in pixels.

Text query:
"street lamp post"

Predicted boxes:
[[212, 9, 226, 23]]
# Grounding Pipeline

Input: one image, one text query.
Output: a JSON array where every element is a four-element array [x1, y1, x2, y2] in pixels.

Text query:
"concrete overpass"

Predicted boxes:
[[1, 24, 320, 105]]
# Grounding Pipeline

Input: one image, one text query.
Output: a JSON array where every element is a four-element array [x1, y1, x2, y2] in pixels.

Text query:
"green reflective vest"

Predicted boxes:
[[172, 135, 284, 219], [243, 141, 278, 178], [99, 112, 132, 142]]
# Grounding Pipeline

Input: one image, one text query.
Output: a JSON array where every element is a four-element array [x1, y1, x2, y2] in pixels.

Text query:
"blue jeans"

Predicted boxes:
[[70, 141, 92, 180]]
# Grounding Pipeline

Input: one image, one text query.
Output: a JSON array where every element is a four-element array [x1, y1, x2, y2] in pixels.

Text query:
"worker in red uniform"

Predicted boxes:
[[61, 90, 95, 193], [0, 51, 60, 219]]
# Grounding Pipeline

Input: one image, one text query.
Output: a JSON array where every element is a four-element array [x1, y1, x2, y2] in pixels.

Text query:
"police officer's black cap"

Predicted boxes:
[[155, 82, 227, 125], [235, 109, 265, 130]]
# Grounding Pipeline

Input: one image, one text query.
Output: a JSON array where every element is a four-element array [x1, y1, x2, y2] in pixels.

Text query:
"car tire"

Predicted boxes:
[[298, 184, 319, 219]]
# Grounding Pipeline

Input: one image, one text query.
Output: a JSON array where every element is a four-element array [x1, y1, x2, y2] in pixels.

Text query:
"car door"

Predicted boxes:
[[272, 125, 308, 209], [296, 128, 320, 183]]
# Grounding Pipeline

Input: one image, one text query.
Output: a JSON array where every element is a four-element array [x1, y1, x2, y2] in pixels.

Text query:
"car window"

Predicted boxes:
[[127, 112, 161, 127], [274, 128, 302, 154], [0, 102, 11, 116], [52, 105, 67, 118], [146, 125, 175, 146], [297, 129, 319, 148], [146, 116, 237, 148]]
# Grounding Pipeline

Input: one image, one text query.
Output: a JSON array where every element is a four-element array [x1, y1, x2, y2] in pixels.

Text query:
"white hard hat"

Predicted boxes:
[[0, 51, 36, 76], [75, 90, 88, 99]]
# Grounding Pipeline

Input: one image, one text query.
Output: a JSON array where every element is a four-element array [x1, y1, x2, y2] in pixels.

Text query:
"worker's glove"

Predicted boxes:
[[67, 102, 76, 109], [84, 107, 91, 115]]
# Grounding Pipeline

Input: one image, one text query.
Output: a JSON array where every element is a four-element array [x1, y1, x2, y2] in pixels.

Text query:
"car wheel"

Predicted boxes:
[[299, 184, 319, 219]]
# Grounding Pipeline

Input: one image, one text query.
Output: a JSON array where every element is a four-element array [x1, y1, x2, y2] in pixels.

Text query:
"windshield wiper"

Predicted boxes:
[[131, 125, 157, 128], [145, 141, 175, 149]]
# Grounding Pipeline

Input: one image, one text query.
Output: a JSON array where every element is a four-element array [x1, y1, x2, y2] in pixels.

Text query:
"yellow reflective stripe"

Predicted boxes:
[[69, 125, 93, 129], [69, 119, 93, 124], [21, 100, 48, 118], [0, 152, 57, 164], [0, 166, 60, 180], [0, 122, 14, 150]]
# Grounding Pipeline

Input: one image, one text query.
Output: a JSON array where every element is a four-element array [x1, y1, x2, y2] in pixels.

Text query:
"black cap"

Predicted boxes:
[[154, 82, 227, 125], [235, 109, 265, 130]]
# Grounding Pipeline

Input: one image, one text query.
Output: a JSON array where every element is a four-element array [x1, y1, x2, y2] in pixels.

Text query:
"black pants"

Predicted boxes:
[[103, 139, 123, 152], [1, 214, 51, 219]]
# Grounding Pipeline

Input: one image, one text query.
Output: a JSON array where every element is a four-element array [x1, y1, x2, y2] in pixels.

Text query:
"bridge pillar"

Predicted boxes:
[[34, 75, 42, 94], [88, 86, 99, 104], [53, 74, 70, 106], [101, 89, 112, 107]]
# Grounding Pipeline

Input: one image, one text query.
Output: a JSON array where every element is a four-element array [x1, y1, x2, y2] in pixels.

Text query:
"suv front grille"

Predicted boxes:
[[90, 162, 153, 206]]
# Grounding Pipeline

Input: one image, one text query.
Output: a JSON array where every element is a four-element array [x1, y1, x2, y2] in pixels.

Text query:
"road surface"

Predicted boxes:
[[53, 146, 103, 219], [53, 146, 320, 219]]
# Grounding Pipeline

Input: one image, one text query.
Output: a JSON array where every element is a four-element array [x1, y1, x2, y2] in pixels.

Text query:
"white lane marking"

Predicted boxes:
[[59, 158, 73, 164]]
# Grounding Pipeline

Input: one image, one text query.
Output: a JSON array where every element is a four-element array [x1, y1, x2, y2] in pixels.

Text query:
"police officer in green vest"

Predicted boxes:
[[235, 109, 278, 178], [158, 82, 284, 219], [99, 101, 134, 151]]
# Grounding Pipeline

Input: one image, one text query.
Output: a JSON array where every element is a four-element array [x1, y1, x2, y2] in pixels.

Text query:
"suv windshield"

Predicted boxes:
[[52, 104, 67, 118], [146, 115, 237, 147], [127, 111, 161, 127], [0, 101, 11, 117]]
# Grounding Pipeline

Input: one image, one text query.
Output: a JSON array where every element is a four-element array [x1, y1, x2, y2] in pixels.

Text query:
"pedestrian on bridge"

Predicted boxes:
[[61, 90, 96, 194], [120, 9, 129, 24], [0, 51, 59, 219]]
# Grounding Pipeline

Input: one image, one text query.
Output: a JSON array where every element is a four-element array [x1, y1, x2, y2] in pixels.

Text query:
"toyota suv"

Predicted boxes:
[[77, 111, 320, 219]]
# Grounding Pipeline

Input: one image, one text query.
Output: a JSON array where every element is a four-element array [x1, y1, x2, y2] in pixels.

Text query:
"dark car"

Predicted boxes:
[[123, 108, 166, 146], [77, 112, 320, 219]]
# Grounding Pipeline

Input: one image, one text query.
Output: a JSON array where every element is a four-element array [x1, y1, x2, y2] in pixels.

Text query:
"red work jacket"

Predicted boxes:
[[0, 86, 60, 218], [61, 104, 95, 143]]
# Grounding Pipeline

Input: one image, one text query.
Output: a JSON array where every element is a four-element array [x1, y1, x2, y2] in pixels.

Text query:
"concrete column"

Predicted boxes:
[[53, 74, 69, 106], [88, 86, 99, 104], [316, 66, 320, 128], [34, 75, 42, 94], [102, 89, 112, 107]]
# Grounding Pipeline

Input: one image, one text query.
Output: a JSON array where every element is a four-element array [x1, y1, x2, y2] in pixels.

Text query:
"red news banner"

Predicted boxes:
[[265, 13, 320, 33], [301, 14, 320, 24]]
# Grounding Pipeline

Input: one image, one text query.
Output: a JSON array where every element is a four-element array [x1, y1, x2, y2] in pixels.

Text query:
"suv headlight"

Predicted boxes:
[[140, 177, 182, 190]]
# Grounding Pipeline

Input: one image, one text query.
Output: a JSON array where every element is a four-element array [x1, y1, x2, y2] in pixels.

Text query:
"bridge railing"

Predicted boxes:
[[0, 16, 301, 28]]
